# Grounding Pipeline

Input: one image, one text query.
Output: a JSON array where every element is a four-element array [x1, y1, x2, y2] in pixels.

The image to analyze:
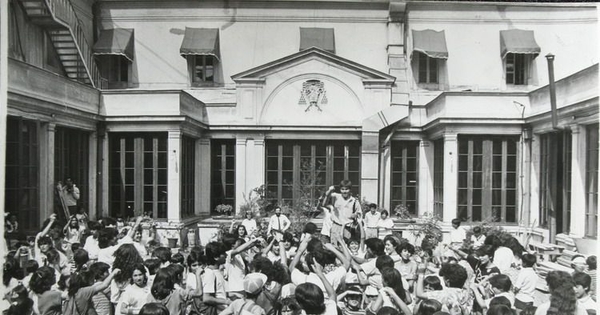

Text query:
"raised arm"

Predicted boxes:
[[37, 213, 57, 241], [93, 268, 121, 294], [312, 258, 336, 301], [231, 238, 260, 256], [261, 238, 276, 257], [126, 216, 144, 240], [279, 241, 288, 267], [289, 235, 310, 273], [324, 238, 350, 270], [383, 287, 413, 315], [229, 220, 236, 234]]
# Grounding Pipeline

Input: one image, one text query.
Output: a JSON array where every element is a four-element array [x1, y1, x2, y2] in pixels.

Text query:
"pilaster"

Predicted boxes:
[[418, 140, 434, 216], [442, 133, 458, 222], [99, 127, 109, 218], [361, 131, 379, 205], [196, 139, 211, 215], [235, 137, 247, 214], [569, 125, 587, 238], [41, 123, 56, 220], [88, 131, 97, 220], [167, 130, 182, 222], [529, 134, 541, 227]]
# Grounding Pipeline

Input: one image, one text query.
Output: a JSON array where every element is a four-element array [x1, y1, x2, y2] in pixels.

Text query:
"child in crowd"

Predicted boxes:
[[470, 226, 486, 249], [364, 203, 381, 239], [573, 271, 597, 312], [586, 255, 597, 301], [377, 210, 394, 239], [449, 218, 466, 246], [514, 253, 537, 310]]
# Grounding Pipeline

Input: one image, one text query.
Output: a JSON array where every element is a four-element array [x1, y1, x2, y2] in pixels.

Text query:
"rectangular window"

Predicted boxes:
[[433, 139, 444, 219], [266, 141, 360, 207], [390, 141, 419, 216], [458, 136, 518, 223], [539, 131, 572, 233], [97, 55, 129, 89], [506, 53, 527, 85], [211, 140, 235, 213], [417, 52, 438, 84], [55, 127, 90, 214], [189, 55, 215, 86], [181, 136, 195, 218], [5, 117, 39, 231], [586, 124, 598, 238], [109, 133, 168, 219]]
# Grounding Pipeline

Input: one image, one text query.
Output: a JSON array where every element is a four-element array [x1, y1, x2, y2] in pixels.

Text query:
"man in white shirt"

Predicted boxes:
[[324, 180, 362, 241], [363, 203, 380, 239], [267, 206, 291, 236], [574, 272, 598, 312]]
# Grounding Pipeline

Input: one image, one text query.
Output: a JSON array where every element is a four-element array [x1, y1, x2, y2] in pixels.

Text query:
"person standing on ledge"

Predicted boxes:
[[58, 178, 80, 215], [324, 179, 362, 241]]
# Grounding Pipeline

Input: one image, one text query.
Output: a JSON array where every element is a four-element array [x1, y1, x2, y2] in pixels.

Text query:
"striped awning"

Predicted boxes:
[[93, 29, 135, 61], [180, 28, 221, 61], [500, 29, 540, 59], [412, 29, 448, 59]]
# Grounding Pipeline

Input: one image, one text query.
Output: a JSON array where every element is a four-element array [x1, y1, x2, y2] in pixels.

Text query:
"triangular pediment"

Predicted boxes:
[[231, 47, 395, 83]]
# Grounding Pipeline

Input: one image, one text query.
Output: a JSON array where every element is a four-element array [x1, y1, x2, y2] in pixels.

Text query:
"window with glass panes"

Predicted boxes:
[[433, 139, 444, 219], [390, 141, 419, 216], [457, 136, 518, 222], [190, 55, 215, 85], [417, 52, 438, 84], [539, 131, 572, 233], [55, 127, 89, 214], [506, 53, 527, 85], [109, 133, 168, 219], [5, 117, 39, 231], [181, 136, 195, 218], [586, 124, 598, 238], [211, 140, 235, 213], [265, 141, 360, 207]]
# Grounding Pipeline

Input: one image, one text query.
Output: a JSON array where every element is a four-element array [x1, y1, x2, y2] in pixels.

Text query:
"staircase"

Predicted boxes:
[[18, 0, 101, 88]]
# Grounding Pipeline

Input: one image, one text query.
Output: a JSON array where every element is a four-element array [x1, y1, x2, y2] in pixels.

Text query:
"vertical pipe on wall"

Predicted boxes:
[[546, 54, 558, 130]]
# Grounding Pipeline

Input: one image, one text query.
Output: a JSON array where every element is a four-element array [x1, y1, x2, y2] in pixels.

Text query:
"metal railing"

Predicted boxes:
[[43, 0, 100, 87]]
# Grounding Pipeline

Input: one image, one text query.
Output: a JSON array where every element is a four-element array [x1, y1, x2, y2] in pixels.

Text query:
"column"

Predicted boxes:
[[40, 123, 56, 220], [249, 137, 266, 192], [235, 137, 247, 214], [520, 129, 533, 227], [99, 127, 109, 218], [418, 140, 434, 216], [167, 130, 182, 222], [569, 125, 587, 238], [442, 133, 458, 222], [88, 131, 97, 220], [196, 139, 211, 215], [361, 131, 379, 206], [529, 134, 541, 228]]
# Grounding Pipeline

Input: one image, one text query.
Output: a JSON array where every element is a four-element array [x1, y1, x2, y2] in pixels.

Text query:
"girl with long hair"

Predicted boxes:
[[111, 243, 144, 306], [116, 263, 150, 314], [29, 266, 62, 315], [534, 270, 587, 315], [63, 215, 85, 245], [368, 267, 412, 315], [5, 284, 34, 315], [147, 266, 203, 315], [63, 268, 120, 315]]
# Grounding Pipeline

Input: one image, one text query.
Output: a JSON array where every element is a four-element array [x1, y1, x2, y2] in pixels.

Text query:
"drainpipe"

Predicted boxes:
[[545, 53, 558, 130]]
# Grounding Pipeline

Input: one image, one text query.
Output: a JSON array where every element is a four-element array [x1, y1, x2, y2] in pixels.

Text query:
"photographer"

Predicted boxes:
[[58, 178, 80, 215]]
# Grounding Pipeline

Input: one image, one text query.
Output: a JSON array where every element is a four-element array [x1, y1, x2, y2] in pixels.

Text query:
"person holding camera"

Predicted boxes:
[[58, 178, 80, 215]]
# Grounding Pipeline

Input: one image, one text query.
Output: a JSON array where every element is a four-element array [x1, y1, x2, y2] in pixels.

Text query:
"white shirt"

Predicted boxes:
[[578, 295, 597, 311], [83, 235, 100, 260], [449, 226, 466, 244], [202, 268, 227, 299], [225, 250, 246, 292], [514, 267, 537, 303], [97, 235, 133, 265], [535, 301, 587, 315], [364, 211, 381, 228], [267, 214, 290, 234], [471, 234, 486, 249], [290, 267, 346, 298], [116, 283, 150, 315], [241, 219, 257, 236], [377, 219, 394, 229], [321, 209, 332, 237], [493, 246, 514, 274]]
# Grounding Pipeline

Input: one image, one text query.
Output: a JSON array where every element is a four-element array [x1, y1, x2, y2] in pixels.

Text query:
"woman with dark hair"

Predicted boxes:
[[63, 268, 121, 315], [29, 266, 62, 315], [452, 244, 500, 283], [147, 266, 203, 315], [241, 211, 258, 237], [3, 256, 20, 291], [72, 248, 89, 273], [484, 234, 514, 274], [415, 298, 442, 315], [116, 263, 150, 314], [138, 303, 170, 315], [111, 243, 144, 306], [5, 284, 34, 315], [63, 215, 85, 245], [534, 270, 587, 315], [367, 267, 412, 315]]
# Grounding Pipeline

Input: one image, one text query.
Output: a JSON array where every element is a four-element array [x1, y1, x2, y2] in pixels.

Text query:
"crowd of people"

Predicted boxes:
[[1, 180, 598, 315]]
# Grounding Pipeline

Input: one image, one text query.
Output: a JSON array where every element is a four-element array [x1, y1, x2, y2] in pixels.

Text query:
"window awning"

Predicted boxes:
[[93, 29, 135, 62], [500, 29, 540, 59], [180, 28, 221, 61], [299, 28, 335, 54], [412, 29, 448, 60]]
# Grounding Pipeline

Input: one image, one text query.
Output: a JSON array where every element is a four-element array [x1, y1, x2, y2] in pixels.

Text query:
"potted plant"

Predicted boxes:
[[393, 204, 416, 222], [214, 204, 233, 217]]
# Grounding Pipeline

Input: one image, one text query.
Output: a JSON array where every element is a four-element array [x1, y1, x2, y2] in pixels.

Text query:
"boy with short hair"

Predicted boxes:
[[586, 255, 597, 301], [514, 253, 537, 310], [573, 271, 597, 311], [324, 180, 362, 241], [470, 226, 486, 249], [449, 218, 466, 246], [363, 203, 380, 239]]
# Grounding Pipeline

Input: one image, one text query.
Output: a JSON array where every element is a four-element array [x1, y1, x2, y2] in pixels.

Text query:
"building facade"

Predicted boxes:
[[4, 0, 598, 244]]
